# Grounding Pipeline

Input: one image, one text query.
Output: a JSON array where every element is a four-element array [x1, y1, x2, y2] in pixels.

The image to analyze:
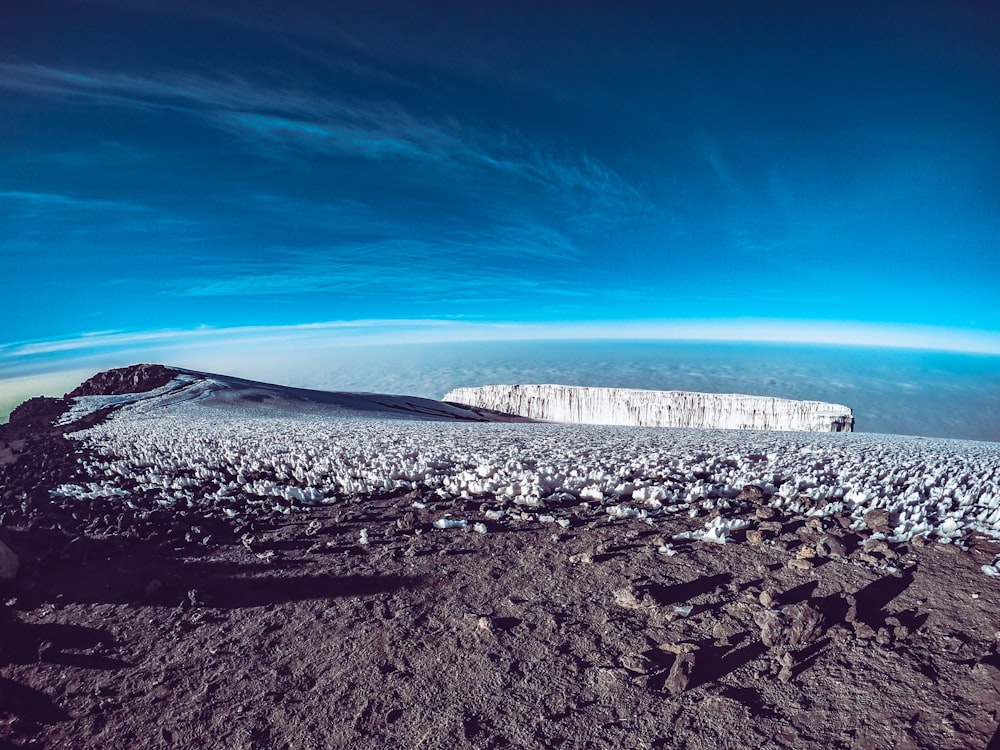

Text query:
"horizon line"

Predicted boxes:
[[3, 318, 1000, 366]]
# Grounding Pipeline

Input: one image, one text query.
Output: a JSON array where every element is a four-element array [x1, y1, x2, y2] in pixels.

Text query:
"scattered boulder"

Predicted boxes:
[[777, 651, 796, 683], [620, 652, 652, 674], [613, 587, 648, 611], [664, 650, 697, 695], [817, 534, 848, 558], [804, 517, 825, 533], [755, 603, 825, 649], [863, 538, 898, 560], [834, 514, 853, 529], [853, 621, 876, 639], [863, 509, 891, 533], [712, 622, 738, 647], [736, 485, 765, 504]]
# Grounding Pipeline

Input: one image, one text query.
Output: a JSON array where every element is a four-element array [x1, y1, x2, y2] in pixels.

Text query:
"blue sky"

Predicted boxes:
[[2, 0, 1000, 384]]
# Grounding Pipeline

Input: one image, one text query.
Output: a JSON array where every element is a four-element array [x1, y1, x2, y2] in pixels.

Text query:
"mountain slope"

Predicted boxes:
[[48, 364, 532, 427]]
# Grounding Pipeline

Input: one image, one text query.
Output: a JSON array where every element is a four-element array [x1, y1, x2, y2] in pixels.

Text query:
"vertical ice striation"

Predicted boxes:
[[443, 385, 854, 432]]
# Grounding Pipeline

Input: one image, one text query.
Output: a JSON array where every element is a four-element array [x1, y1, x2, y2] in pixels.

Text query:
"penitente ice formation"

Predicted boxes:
[[444, 384, 854, 432]]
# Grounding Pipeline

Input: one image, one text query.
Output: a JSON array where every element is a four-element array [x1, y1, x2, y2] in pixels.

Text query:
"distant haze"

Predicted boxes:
[[273, 341, 999, 443], [5, 340, 996, 443]]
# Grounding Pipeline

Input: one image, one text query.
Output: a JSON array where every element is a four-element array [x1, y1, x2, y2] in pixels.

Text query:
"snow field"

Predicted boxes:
[[51, 397, 1000, 558]]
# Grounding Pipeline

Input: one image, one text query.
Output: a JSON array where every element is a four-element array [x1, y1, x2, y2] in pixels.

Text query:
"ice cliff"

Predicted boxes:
[[443, 385, 854, 432]]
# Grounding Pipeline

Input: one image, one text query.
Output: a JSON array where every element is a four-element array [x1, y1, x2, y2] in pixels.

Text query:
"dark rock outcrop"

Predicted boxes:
[[7, 397, 73, 428], [66, 364, 181, 398]]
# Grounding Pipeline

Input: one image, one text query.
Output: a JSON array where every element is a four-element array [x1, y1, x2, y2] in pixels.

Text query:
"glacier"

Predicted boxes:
[[443, 384, 854, 432]]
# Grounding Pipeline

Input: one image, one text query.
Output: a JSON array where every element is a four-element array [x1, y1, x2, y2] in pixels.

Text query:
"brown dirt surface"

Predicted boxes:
[[2, 402, 1000, 749]]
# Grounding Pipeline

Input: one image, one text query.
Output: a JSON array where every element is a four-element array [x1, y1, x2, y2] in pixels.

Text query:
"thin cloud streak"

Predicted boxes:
[[0, 62, 323, 116], [166, 222, 583, 298], [1, 190, 198, 249], [0, 61, 641, 210], [0, 190, 147, 212]]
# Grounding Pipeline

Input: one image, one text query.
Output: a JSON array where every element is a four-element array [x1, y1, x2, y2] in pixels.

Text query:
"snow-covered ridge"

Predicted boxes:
[[55, 368, 528, 426], [444, 384, 854, 432], [56, 374, 201, 425]]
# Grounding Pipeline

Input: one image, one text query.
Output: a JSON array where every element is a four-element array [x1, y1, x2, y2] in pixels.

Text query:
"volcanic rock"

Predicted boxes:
[[664, 652, 697, 695], [67, 364, 182, 397], [737, 484, 765, 504], [817, 534, 849, 558], [7, 397, 72, 428], [755, 603, 825, 649], [863, 509, 891, 533]]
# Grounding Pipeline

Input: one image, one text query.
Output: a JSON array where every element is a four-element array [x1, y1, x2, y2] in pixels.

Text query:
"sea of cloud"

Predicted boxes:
[[3, 339, 997, 442], [185, 340, 998, 443]]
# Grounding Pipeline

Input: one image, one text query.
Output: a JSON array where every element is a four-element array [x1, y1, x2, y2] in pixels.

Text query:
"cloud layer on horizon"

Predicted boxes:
[[4, 335, 998, 443]]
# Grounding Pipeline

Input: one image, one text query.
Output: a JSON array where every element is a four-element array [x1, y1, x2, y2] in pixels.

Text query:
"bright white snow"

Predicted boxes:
[[49, 375, 1000, 559], [445, 384, 854, 432]]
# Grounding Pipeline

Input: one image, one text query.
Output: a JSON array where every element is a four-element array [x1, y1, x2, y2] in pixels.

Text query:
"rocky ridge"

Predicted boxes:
[[65, 364, 181, 398]]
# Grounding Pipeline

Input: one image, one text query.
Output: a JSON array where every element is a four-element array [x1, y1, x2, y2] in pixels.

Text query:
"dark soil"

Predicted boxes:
[[2, 400, 1000, 749]]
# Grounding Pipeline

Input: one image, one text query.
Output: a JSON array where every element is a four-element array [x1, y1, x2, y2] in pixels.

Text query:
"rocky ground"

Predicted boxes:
[[2, 376, 1000, 749]]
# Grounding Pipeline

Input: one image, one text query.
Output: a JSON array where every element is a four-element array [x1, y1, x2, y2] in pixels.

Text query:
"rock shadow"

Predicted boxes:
[[719, 685, 781, 719], [988, 723, 1000, 750], [893, 607, 928, 634], [789, 637, 830, 679], [776, 580, 818, 606], [688, 640, 768, 690], [0, 677, 70, 730], [0, 603, 124, 743], [645, 573, 732, 606], [16, 531, 421, 610], [645, 637, 766, 693], [809, 591, 850, 623], [4, 621, 127, 670], [490, 617, 522, 632], [853, 569, 915, 628]]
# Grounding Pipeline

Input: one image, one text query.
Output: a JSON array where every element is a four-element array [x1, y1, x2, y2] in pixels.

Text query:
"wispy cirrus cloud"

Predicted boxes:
[[697, 132, 741, 195], [169, 225, 584, 300], [0, 189, 197, 243], [0, 189, 145, 211], [217, 110, 463, 162], [216, 109, 642, 212], [0, 61, 643, 212], [0, 62, 321, 116]]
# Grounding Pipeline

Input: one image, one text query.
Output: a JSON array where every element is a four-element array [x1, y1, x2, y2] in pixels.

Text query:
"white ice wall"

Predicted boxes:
[[444, 384, 854, 432]]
